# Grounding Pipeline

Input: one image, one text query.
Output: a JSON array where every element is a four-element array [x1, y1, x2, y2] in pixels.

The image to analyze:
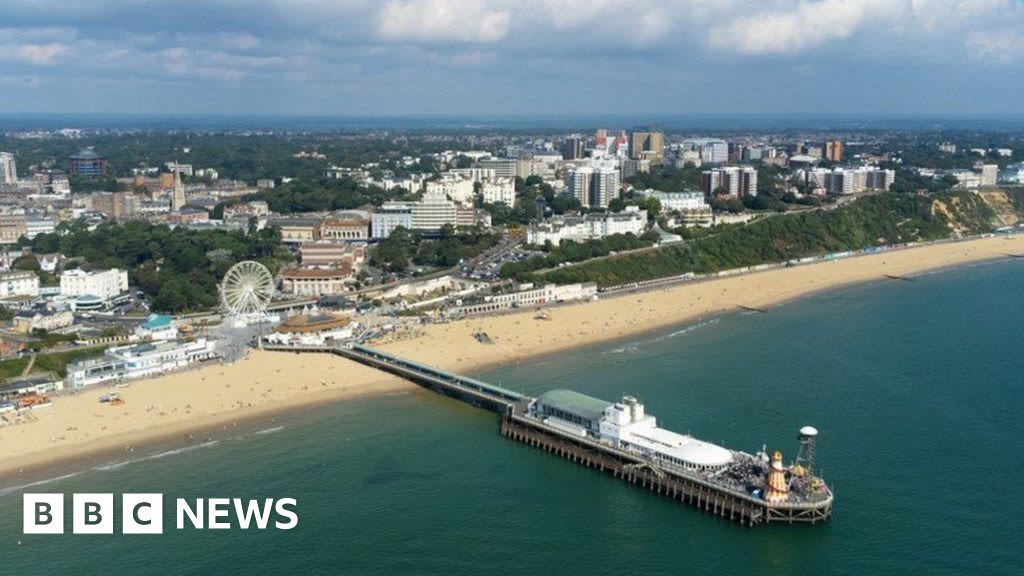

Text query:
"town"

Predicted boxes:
[[0, 125, 1022, 416]]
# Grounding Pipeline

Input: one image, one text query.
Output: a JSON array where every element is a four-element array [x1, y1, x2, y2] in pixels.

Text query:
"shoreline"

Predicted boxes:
[[3, 233, 1024, 487]]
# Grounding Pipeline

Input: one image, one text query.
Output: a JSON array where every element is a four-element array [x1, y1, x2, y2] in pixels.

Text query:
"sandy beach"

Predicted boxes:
[[3, 234, 1023, 482]]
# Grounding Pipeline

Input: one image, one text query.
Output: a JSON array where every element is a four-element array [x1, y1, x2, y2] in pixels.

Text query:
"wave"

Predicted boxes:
[[0, 471, 83, 497], [252, 425, 285, 436], [94, 440, 221, 472]]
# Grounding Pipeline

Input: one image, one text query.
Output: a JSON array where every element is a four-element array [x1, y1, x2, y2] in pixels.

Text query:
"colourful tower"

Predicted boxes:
[[764, 450, 790, 503]]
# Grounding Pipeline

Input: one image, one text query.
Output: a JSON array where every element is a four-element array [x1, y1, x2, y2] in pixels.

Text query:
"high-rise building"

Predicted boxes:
[[702, 166, 758, 197], [824, 140, 844, 163], [630, 131, 665, 162], [569, 166, 594, 207], [568, 165, 620, 208], [70, 148, 107, 177], [171, 171, 187, 212], [0, 152, 17, 185], [561, 137, 584, 160]]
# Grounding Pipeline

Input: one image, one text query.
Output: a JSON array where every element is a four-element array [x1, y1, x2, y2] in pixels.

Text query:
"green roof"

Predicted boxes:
[[536, 389, 612, 423], [141, 314, 174, 329]]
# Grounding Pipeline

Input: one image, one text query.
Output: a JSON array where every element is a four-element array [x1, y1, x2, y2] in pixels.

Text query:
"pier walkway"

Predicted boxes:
[[262, 342, 527, 414]]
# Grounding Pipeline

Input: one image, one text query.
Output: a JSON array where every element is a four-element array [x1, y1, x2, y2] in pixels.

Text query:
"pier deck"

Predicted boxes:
[[265, 342, 832, 525]]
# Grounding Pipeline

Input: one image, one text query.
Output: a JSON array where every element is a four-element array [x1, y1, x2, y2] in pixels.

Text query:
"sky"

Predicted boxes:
[[1, 0, 1024, 117]]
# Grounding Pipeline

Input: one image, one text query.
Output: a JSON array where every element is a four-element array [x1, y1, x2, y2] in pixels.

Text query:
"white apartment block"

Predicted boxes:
[[481, 178, 516, 205], [640, 190, 710, 213], [425, 174, 475, 204], [0, 271, 40, 299], [450, 168, 497, 182], [60, 268, 129, 302], [527, 208, 647, 246], [807, 166, 895, 194]]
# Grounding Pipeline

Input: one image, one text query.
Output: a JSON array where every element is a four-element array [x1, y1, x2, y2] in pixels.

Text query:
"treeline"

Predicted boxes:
[[369, 226, 500, 272], [499, 231, 660, 281], [526, 192, 994, 287], [257, 177, 415, 213], [29, 221, 292, 313], [0, 132, 465, 183]]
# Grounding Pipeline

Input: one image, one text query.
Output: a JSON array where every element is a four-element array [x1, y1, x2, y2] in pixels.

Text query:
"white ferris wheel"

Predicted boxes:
[[220, 260, 274, 318]]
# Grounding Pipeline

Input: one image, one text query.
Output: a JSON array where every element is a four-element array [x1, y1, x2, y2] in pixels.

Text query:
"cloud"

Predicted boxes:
[[707, 0, 899, 55], [0, 42, 69, 65], [377, 0, 510, 43], [966, 27, 1024, 63]]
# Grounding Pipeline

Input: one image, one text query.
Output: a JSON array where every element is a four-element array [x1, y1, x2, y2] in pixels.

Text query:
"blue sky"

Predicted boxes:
[[1, 0, 1023, 116]]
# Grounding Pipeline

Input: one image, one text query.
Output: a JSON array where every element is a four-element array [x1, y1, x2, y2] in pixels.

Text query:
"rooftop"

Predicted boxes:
[[536, 389, 613, 424]]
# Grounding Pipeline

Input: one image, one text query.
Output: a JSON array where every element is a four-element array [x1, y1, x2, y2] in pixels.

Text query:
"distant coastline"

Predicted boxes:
[[2, 233, 1023, 486], [4, 112, 1024, 132]]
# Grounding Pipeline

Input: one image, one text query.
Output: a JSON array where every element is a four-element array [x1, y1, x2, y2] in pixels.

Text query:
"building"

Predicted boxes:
[[280, 267, 355, 297], [451, 282, 598, 316], [526, 208, 647, 246], [981, 164, 999, 187], [224, 201, 270, 220], [372, 203, 414, 238], [12, 310, 74, 334], [321, 214, 370, 240], [0, 271, 40, 299], [683, 138, 729, 164], [264, 313, 354, 346], [256, 178, 276, 189], [702, 166, 758, 197], [268, 217, 322, 243], [480, 178, 516, 205], [134, 314, 178, 341], [561, 137, 584, 160], [411, 194, 457, 231], [171, 171, 187, 212], [0, 215, 27, 244], [529, 392, 733, 472], [425, 173, 475, 204], [568, 165, 621, 208], [69, 148, 107, 177], [620, 158, 650, 179], [807, 166, 895, 194], [90, 191, 138, 221], [630, 131, 664, 162], [65, 338, 218, 388], [59, 268, 129, 302], [25, 218, 56, 239], [478, 158, 518, 179], [299, 242, 365, 268], [640, 190, 711, 213], [0, 152, 17, 185], [824, 140, 844, 163]]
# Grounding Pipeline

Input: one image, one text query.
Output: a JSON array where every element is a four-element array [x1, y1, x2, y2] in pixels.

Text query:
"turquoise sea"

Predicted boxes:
[[2, 260, 1023, 575]]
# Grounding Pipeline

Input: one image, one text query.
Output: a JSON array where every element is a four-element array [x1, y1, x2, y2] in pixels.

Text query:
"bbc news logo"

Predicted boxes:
[[23, 494, 298, 534]]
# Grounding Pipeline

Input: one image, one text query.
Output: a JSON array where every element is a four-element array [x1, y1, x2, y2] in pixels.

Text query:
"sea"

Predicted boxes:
[[1, 259, 1022, 575]]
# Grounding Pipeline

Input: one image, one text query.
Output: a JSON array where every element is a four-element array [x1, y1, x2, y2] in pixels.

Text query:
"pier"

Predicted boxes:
[[266, 342, 833, 526], [263, 343, 525, 414]]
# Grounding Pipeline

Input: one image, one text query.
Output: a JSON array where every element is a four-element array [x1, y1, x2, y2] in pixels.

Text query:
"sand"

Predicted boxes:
[[3, 234, 1023, 482]]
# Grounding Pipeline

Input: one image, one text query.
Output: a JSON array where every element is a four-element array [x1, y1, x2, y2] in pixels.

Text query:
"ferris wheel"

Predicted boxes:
[[220, 261, 274, 317]]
